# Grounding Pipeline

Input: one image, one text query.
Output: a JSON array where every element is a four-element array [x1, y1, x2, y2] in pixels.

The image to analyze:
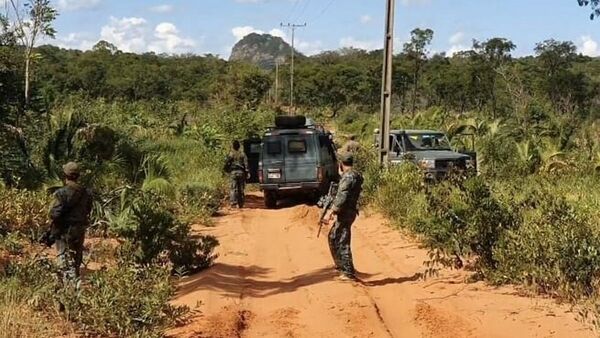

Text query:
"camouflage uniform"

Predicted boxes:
[[50, 178, 93, 282], [225, 150, 249, 208], [328, 166, 363, 277]]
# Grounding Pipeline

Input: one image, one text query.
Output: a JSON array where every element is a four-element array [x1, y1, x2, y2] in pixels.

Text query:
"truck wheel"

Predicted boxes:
[[264, 191, 277, 209]]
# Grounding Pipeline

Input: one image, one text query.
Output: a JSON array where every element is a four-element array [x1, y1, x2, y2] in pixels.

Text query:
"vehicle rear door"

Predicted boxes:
[[243, 137, 261, 183], [284, 133, 318, 183], [261, 136, 285, 184], [318, 134, 339, 182]]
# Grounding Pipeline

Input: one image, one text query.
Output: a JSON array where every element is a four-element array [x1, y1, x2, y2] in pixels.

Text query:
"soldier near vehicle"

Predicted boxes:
[[322, 152, 363, 281], [340, 134, 361, 154], [224, 140, 249, 208], [43, 162, 93, 283]]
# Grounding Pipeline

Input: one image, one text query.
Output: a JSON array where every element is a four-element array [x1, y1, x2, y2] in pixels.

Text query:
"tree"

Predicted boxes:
[[473, 38, 516, 117], [578, 0, 600, 19], [0, 14, 22, 124], [534, 40, 583, 113], [8, 0, 57, 112], [535, 40, 577, 77], [93, 40, 119, 55], [403, 28, 434, 116]]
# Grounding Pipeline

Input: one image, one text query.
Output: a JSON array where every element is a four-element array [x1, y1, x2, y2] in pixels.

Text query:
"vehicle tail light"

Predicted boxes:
[[317, 167, 325, 182], [258, 163, 263, 184]]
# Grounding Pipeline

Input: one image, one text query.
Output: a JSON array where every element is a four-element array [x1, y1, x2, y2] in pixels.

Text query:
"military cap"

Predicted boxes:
[[338, 152, 355, 165], [63, 162, 81, 176]]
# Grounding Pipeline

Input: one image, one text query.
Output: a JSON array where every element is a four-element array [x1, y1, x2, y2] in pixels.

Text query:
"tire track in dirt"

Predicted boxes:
[[169, 193, 595, 338]]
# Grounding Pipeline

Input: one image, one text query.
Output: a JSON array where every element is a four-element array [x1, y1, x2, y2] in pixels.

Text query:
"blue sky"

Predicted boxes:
[[40, 0, 599, 58]]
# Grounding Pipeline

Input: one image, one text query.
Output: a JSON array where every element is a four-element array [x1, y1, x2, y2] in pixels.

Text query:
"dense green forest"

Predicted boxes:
[[2, 0, 600, 335]]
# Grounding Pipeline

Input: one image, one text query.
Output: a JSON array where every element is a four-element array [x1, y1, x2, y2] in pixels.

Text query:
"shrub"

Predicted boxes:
[[0, 259, 69, 337], [178, 179, 225, 222], [168, 222, 220, 275], [0, 188, 50, 238], [1, 256, 187, 338], [494, 195, 600, 298], [416, 177, 519, 271], [61, 265, 187, 337], [112, 194, 220, 273], [372, 163, 426, 226]]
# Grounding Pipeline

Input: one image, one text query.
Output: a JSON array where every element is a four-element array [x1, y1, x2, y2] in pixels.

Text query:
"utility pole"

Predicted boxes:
[[379, 0, 395, 166], [281, 22, 306, 115], [275, 60, 280, 105]]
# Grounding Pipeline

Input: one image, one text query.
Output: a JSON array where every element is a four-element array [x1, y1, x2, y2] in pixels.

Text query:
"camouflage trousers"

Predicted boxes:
[[230, 172, 246, 208], [328, 213, 357, 277], [55, 225, 85, 284]]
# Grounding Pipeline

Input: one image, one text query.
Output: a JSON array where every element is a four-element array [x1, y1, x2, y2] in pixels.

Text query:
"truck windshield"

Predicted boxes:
[[404, 133, 451, 151]]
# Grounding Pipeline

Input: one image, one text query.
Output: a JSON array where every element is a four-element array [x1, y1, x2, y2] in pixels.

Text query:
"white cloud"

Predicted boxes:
[[579, 35, 599, 57], [447, 31, 469, 56], [149, 4, 174, 13], [269, 28, 287, 38], [150, 22, 196, 53], [100, 17, 148, 53], [232, 26, 261, 41], [360, 15, 372, 24], [449, 32, 465, 45], [339, 37, 379, 51], [57, 0, 101, 11], [99, 17, 197, 54], [231, 26, 286, 41], [297, 40, 324, 55], [53, 32, 96, 50]]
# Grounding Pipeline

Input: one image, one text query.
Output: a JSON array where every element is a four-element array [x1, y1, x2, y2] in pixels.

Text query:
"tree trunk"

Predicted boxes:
[[24, 51, 31, 108], [412, 62, 419, 117]]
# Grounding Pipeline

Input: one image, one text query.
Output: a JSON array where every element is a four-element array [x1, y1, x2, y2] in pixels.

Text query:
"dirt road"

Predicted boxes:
[[169, 193, 594, 338]]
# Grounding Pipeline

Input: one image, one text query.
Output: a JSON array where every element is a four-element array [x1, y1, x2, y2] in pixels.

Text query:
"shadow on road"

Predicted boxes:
[[243, 193, 315, 211], [177, 263, 419, 299], [361, 273, 422, 287]]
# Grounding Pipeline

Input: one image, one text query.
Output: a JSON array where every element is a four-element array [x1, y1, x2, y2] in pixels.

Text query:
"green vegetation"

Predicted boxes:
[[2, 1, 600, 333]]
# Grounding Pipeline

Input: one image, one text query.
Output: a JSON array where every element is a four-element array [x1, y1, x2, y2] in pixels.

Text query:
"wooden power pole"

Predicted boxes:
[[275, 61, 280, 105], [379, 0, 395, 166], [281, 22, 306, 115]]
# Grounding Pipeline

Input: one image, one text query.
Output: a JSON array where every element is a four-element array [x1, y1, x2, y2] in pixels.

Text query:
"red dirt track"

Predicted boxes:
[[169, 193, 594, 338]]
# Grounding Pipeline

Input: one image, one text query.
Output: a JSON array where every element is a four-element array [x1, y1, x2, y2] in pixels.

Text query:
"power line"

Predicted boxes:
[[310, 0, 336, 23], [284, 0, 301, 24], [294, 0, 312, 22]]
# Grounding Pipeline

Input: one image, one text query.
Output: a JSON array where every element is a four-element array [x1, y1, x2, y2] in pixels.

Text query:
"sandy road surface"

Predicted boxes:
[[169, 193, 594, 338]]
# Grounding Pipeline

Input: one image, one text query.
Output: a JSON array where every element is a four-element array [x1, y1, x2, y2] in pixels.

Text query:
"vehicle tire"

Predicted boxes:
[[264, 191, 277, 209]]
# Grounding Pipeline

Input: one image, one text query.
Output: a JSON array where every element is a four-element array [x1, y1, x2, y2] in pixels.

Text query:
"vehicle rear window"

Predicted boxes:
[[266, 141, 282, 154], [288, 140, 307, 153]]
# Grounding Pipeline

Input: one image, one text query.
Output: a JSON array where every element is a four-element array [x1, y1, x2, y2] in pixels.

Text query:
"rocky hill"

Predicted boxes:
[[229, 33, 302, 69]]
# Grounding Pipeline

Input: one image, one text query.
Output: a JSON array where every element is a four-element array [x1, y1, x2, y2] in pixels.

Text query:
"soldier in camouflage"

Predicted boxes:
[[323, 152, 363, 281], [48, 162, 93, 283], [224, 140, 249, 208]]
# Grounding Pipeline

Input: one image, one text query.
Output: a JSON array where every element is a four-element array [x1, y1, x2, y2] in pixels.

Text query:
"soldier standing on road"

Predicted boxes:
[[47, 162, 93, 284], [341, 134, 361, 154], [323, 152, 363, 281], [224, 140, 249, 208]]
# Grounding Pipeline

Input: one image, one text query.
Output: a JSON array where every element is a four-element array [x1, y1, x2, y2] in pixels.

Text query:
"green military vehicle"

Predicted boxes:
[[249, 116, 339, 209], [376, 129, 477, 180]]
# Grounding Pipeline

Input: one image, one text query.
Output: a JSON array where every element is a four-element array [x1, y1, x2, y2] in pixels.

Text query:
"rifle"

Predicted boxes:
[[317, 182, 338, 238], [38, 221, 61, 247]]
